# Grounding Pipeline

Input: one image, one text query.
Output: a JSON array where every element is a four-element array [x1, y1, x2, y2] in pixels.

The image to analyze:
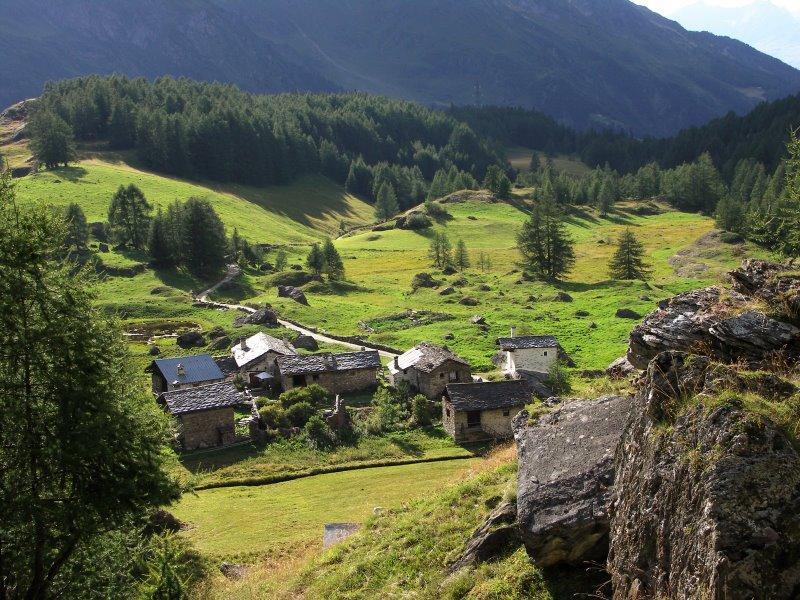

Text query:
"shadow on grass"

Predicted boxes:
[[179, 441, 262, 474], [557, 279, 635, 293], [52, 165, 89, 182], [542, 562, 611, 600]]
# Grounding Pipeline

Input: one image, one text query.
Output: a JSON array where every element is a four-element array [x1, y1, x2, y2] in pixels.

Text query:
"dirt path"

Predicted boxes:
[[195, 265, 399, 359]]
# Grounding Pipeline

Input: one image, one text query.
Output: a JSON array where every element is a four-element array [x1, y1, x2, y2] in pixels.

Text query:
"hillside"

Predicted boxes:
[[2, 0, 800, 136]]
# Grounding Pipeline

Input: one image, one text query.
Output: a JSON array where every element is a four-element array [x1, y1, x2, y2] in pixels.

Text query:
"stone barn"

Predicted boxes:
[[276, 351, 381, 395], [231, 332, 297, 385], [157, 381, 249, 451], [442, 380, 533, 443], [496, 335, 559, 376], [146, 354, 224, 394], [388, 342, 472, 398]]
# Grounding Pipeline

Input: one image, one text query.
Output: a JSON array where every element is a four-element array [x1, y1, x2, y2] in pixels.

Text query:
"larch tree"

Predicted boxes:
[[107, 184, 152, 250], [608, 228, 652, 280], [29, 109, 77, 169], [0, 174, 179, 598], [178, 197, 227, 278], [375, 182, 399, 221], [63, 202, 89, 249], [454, 239, 470, 271], [306, 243, 325, 276], [517, 197, 575, 281], [428, 231, 453, 270], [322, 238, 345, 281]]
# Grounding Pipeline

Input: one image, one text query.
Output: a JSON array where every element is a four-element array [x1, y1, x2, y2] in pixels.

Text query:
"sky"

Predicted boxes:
[[633, 0, 800, 17]]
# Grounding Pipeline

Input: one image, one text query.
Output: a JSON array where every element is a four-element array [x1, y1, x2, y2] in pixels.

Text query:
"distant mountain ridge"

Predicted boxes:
[[672, 1, 800, 69], [1, 0, 799, 136]]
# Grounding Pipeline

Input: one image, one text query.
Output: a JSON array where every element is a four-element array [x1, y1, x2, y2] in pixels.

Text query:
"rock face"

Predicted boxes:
[[514, 395, 633, 567], [234, 306, 279, 327], [628, 285, 800, 370], [448, 501, 520, 573], [609, 351, 800, 599], [277, 285, 308, 305]]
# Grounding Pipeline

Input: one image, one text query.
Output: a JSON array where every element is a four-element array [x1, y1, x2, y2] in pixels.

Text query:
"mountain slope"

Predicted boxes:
[[2, 0, 800, 136], [672, 1, 800, 69]]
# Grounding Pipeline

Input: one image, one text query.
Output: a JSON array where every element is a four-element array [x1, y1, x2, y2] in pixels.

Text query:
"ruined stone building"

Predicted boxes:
[[276, 350, 381, 395], [496, 334, 559, 376], [146, 354, 225, 394], [442, 380, 533, 443], [230, 332, 296, 386], [388, 342, 472, 398], [157, 381, 248, 451]]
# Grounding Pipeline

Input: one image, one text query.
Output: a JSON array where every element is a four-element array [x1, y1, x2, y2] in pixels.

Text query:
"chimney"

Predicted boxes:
[[510, 326, 516, 338], [394, 356, 400, 369], [176, 363, 185, 377], [240, 336, 249, 351], [361, 346, 366, 352]]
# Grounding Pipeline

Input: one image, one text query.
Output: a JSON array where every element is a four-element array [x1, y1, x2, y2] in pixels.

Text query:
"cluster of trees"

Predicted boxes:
[[306, 239, 345, 280], [32, 75, 505, 202], [0, 173, 200, 598], [428, 232, 469, 272], [426, 165, 478, 201], [716, 130, 800, 260]]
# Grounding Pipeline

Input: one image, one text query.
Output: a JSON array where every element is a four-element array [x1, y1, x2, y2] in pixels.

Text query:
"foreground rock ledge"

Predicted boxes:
[[514, 395, 633, 567], [608, 351, 800, 600]]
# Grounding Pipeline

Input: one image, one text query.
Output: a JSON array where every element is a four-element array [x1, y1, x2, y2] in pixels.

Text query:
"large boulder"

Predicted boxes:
[[277, 285, 309, 306], [292, 334, 319, 351], [627, 286, 800, 370], [234, 306, 279, 327], [176, 331, 205, 349], [729, 258, 800, 319], [448, 501, 520, 573], [608, 351, 800, 599], [514, 395, 633, 567]]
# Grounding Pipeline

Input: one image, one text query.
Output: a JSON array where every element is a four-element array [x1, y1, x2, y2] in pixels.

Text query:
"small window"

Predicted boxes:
[[440, 372, 445, 378], [448, 371, 458, 382], [466, 411, 481, 428], [445, 408, 451, 418], [503, 409, 510, 417], [543, 351, 548, 356]]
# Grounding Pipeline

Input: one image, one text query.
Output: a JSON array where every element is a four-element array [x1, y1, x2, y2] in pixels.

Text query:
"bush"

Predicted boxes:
[[411, 272, 440, 291], [269, 270, 319, 287], [285, 401, 316, 428], [411, 394, 432, 427], [546, 360, 572, 395], [403, 213, 433, 230], [365, 388, 409, 434], [423, 201, 451, 220], [279, 384, 331, 408], [303, 415, 337, 451], [720, 231, 744, 244], [258, 403, 289, 429]]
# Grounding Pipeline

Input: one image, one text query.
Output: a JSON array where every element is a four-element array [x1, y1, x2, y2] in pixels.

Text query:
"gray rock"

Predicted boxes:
[[615, 308, 641, 319], [514, 395, 632, 567], [292, 334, 319, 351], [176, 331, 205, 349], [554, 292, 573, 302], [98, 243, 109, 253], [606, 356, 636, 379], [439, 286, 456, 296], [277, 285, 309, 306], [219, 562, 247, 580], [609, 351, 800, 600], [448, 501, 520, 572], [460, 297, 479, 306], [443, 333, 455, 341], [208, 335, 231, 351], [234, 306, 279, 327], [470, 315, 486, 325]]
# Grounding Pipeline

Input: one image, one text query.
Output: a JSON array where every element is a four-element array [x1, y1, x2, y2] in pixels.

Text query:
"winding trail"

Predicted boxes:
[[195, 265, 399, 359]]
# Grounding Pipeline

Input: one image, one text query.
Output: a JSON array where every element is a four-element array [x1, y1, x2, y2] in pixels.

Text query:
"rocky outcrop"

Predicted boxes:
[[292, 334, 318, 351], [277, 285, 308, 305], [608, 351, 800, 599], [729, 258, 800, 320], [628, 285, 800, 370], [514, 395, 633, 567], [176, 331, 205, 349], [448, 501, 520, 573], [234, 306, 279, 327], [606, 356, 636, 379]]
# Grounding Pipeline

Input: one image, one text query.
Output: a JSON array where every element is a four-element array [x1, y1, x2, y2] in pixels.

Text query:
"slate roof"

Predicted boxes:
[[231, 332, 296, 368], [158, 381, 247, 416], [277, 351, 381, 376], [148, 354, 224, 386], [445, 380, 533, 411], [388, 342, 470, 374], [497, 335, 559, 350]]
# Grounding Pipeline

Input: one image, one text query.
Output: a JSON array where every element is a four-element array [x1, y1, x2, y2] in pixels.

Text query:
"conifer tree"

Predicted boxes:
[[179, 197, 227, 278], [147, 209, 175, 267], [517, 197, 575, 281], [63, 202, 88, 249], [454, 239, 470, 271], [107, 184, 152, 249], [428, 232, 453, 270], [608, 229, 652, 280], [597, 178, 617, 215], [375, 182, 399, 221], [322, 238, 345, 281], [483, 165, 511, 197], [29, 109, 77, 169], [306, 243, 325, 276], [275, 250, 288, 272], [715, 195, 745, 233], [775, 130, 800, 262]]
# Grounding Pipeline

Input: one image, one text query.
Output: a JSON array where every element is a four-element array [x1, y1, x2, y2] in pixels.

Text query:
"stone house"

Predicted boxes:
[[157, 381, 249, 451], [388, 342, 472, 398], [276, 351, 381, 395], [496, 334, 559, 376], [146, 354, 224, 394], [231, 332, 297, 385], [442, 380, 533, 443]]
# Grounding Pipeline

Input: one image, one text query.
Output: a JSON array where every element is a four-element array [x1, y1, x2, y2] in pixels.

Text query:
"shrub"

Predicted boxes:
[[403, 213, 433, 230], [411, 394, 432, 427], [365, 388, 409, 434], [546, 360, 572, 395], [258, 403, 289, 429], [285, 401, 316, 428], [279, 384, 331, 409], [303, 415, 337, 451], [423, 200, 451, 220], [411, 272, 440, 291]]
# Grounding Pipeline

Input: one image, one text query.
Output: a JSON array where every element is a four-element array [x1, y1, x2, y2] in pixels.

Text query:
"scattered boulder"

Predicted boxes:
[[208, 335, 232, 351], [606, 356, 636, 379], [259, 262, 274, 272], [148, 345, 160, 356], [460, 297, 479, 306], [639, 295, 651, 301], [588, 322, 598, 329], [411, 272, 439, 291], [208, 326, 226, 339], [448, 502, 520, 572], [98, 243, 109, 253], [478, 284, 491, 291], [219, 562, 247, 580], [144, 509, 183, 535], [443, 333, 455, 341], [10, 166, 32, 178], [451, 276, 468, 287], [609, 351, 800, 600], [442, 265, 457, 275], [292, 334, 319, 351], [234, 306, 279, 327], [615, 308, 641, 319], [467, 215, 478, 220], [514, 395, 633, 567], [277, 285, 309, 306], [176, 331, 205, 349], [575, 310, 590, 317], [554, 292, 573, 302], [470, 315, 486, 325], [439, 286, 456, 296]]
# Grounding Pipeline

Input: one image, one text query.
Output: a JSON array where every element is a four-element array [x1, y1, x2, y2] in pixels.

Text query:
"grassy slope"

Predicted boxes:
[[506, 146, 591, 177], [172, 458, 481, 564]]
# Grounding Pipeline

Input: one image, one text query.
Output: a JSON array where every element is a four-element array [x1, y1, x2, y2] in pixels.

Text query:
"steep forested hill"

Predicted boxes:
[[2, 0, 799, 136]]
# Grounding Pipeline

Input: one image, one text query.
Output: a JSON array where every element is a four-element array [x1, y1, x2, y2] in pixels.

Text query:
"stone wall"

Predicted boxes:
[[393, 360, 472, 398], [443, 401, 523, 443], [507, 347, 557, 374], [179, 407, 235, 450], [281, 367, 379, 395], [242, 351, 281, 381]]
